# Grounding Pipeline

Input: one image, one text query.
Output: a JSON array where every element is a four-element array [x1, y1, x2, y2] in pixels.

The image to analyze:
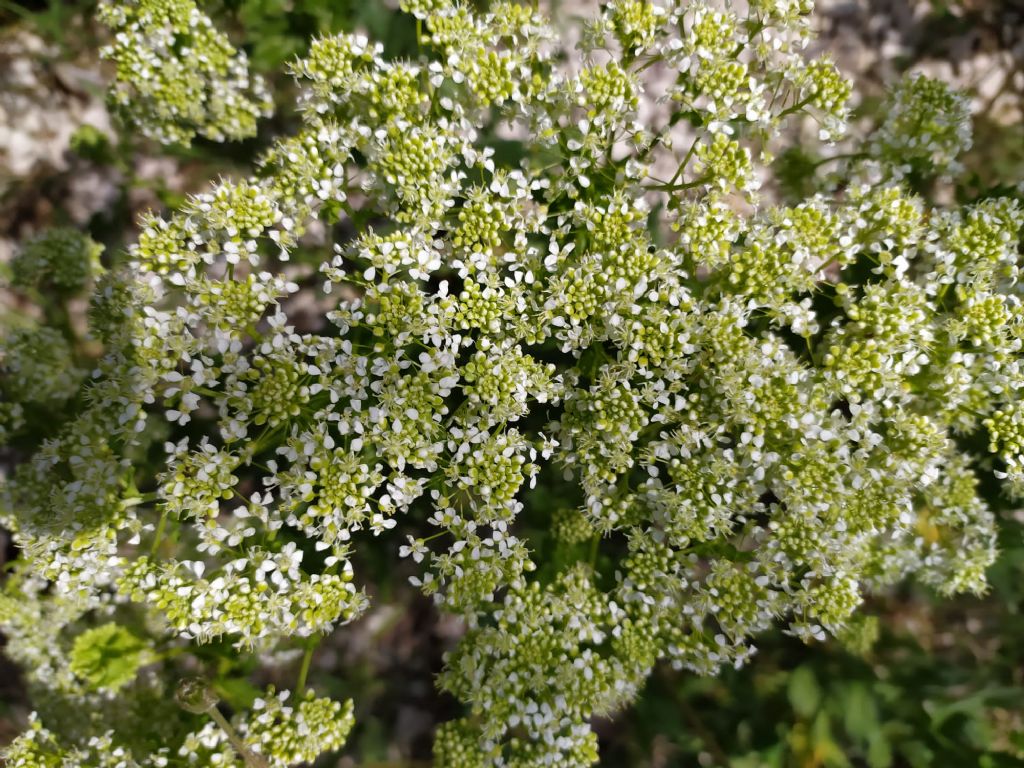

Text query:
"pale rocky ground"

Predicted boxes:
[[1, 1, 1020, 266], [0, 31, 114, 264], [815, 0, 1024, 124]]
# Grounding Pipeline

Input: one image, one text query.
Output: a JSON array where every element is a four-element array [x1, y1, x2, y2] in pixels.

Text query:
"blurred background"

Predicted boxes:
[[1, 0, 1024, 765]]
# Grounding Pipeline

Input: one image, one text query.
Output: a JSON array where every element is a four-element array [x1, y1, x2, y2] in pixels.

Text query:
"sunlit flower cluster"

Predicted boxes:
[[97, 0, 272, 145], [2, 1, 1021, 766]]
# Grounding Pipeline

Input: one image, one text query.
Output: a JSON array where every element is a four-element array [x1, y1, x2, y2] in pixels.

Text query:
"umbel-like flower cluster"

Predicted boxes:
[[2, 0, 1023, 766], [97, 0, 272, 145]]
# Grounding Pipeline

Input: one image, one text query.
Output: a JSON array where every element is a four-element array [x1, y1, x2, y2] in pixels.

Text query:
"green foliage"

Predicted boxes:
[[10, 227, 103, 294], [787, 666, 821, 720], [68, 624, 151, 692]]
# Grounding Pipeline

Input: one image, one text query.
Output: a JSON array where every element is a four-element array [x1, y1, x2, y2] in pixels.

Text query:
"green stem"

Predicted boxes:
[[646, 175, 711, 193], [588, 534, 600, 569], [777, 95, 814, 119], [937, 282, 953, 305], [123, 492, 159, 508], [297, 640, 316, 692], [150, 507, 169, 557], [810, 151, 867, 169], [667, 135, 701, 187], [208, 707, 269, 768]]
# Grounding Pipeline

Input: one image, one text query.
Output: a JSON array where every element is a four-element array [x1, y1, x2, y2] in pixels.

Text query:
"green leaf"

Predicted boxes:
[[69, 125, 113, 165], [811, 711, 850, 768], [788, 666, 822, 719], [867, 733, 893, 768], [841, 683, 880, 743], [69, 623, 151, 692]]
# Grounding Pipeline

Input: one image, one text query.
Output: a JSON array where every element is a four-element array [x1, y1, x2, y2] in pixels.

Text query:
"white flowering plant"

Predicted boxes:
[[1, 0, 1023, 765]]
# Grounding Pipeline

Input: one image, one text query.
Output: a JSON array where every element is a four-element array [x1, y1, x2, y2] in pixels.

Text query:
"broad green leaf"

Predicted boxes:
[[788, 666, 822, 719], [842, 683, 880, 743], [69, 623, 151, 692]]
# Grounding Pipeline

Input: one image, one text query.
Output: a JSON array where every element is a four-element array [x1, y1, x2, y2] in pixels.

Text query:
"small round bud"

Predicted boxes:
[[175, 677, 219, 714]]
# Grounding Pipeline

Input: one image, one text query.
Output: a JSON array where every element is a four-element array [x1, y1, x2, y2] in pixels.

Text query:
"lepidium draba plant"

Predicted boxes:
[[2, 0, 1022, 765]]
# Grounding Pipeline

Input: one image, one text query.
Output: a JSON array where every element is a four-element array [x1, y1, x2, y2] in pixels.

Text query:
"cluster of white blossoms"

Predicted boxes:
[[97, 0, 272, 146], [2, 0, 1022, 765]]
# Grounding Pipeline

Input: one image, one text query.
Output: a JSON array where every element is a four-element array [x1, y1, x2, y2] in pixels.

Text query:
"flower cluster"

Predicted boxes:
[[2, 1, 1020, 766], [176, 685, 356, 767], [1, 226, 101, 441], [870, 73, 973, 174], [1, 684, 354, 768], [10, 227, 103, 293], [1, 326, 83, 409], [97, 0, 272, 145]]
